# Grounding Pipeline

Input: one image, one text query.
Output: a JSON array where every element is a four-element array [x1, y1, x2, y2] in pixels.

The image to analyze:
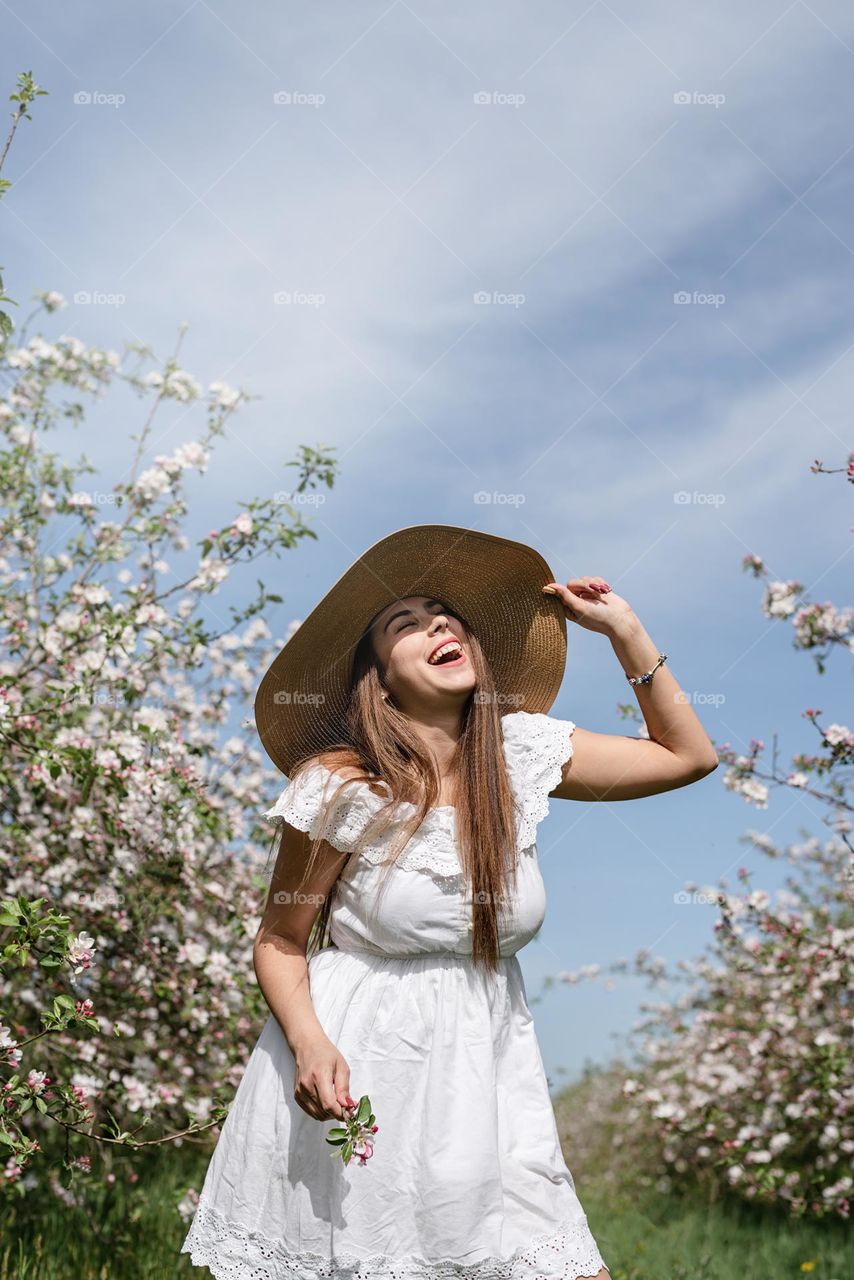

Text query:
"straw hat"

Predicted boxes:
[[254, 523, 568, 777]]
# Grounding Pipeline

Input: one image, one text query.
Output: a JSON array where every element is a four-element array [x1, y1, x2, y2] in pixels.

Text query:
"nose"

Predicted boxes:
[[428, 614, 449, 633]]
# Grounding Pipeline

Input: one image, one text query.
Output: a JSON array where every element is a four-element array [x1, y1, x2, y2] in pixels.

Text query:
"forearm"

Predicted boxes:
[[608, 612, 718, 766], [253, 933, 329, 1056]]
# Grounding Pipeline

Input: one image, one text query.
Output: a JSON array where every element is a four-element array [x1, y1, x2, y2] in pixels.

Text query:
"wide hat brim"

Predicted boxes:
[[254, 523, 568, 777]]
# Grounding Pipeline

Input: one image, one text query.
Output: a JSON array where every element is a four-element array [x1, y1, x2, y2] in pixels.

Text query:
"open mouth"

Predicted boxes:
[[426, 640, 466, 668]]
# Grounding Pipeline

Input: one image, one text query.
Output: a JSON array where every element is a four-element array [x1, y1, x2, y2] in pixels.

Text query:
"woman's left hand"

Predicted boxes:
[[542, 576, 635, 636]]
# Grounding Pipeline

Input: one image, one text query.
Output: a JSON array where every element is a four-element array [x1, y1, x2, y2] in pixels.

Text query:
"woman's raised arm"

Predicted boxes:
[[542, 576, 719, 802]]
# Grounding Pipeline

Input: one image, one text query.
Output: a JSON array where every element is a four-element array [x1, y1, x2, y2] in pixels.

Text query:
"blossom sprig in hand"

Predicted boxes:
[[325, 1093, 378, 1167]]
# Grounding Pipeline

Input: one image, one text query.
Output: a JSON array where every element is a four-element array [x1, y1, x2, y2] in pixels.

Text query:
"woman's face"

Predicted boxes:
[[368, 595, 476, 712]]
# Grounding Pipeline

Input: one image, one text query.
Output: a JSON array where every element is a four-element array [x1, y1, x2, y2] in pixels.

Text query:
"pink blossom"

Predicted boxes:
[[67, 932, 96, 974]]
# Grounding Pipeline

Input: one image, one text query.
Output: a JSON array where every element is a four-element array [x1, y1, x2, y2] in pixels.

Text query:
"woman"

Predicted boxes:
[[181, 524, 718, 1280]]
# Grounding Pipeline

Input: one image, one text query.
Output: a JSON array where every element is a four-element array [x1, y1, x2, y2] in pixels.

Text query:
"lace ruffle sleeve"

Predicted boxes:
[[263, 760, 371, 856], [263, 759, 466, 884], [500, 709, 576, 850]]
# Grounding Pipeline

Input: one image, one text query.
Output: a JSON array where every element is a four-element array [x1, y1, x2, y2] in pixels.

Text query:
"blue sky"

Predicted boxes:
[[2, 1, 853, 1087]]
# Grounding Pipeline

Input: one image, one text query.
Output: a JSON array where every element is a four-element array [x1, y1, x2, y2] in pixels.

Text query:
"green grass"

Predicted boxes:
[[580, 1177, 852, 1280], [0, 1145, 202, 1280], [1, 1147, 852, 1279]]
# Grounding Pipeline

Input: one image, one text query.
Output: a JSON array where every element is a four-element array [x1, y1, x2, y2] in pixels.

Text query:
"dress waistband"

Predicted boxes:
[[318, 943, 466, 960], [313, 943, 518, 964]]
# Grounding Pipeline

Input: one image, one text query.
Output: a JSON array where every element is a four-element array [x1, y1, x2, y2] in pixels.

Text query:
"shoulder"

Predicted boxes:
[[313, 748, 359, 774], [312, 751, 391, 800]]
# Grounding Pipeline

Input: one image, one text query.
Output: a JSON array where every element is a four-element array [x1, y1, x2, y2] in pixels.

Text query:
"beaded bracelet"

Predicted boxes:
[[625, 652, 668, 687]]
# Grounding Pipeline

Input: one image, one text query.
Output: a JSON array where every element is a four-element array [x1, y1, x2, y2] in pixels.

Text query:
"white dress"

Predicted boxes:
[[181, 709, 610, 1279]]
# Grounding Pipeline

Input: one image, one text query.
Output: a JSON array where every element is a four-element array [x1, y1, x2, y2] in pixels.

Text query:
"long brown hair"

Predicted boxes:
[[279, 601, 522, 975]]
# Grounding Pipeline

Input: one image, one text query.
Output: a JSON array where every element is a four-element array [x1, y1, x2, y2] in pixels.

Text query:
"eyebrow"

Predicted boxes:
[[381, 598, 447, 633]]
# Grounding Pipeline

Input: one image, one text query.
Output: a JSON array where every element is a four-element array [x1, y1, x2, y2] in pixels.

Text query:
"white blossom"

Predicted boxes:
[[134, 706, 170, 734], [208, 381, 241, 410]]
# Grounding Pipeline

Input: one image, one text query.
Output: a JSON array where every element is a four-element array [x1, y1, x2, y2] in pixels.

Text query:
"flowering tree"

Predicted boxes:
[[0, 71, 49, 344], [551, 455, 854, 1220], [0, 296, 338, 1202]]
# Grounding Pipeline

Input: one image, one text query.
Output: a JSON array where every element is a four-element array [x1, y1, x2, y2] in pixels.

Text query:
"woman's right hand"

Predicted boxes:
[[293, 1035, 353, 1121]]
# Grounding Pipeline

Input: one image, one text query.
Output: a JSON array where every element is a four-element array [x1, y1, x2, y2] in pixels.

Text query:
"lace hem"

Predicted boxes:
[[180, 1198, 609, 1279]]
